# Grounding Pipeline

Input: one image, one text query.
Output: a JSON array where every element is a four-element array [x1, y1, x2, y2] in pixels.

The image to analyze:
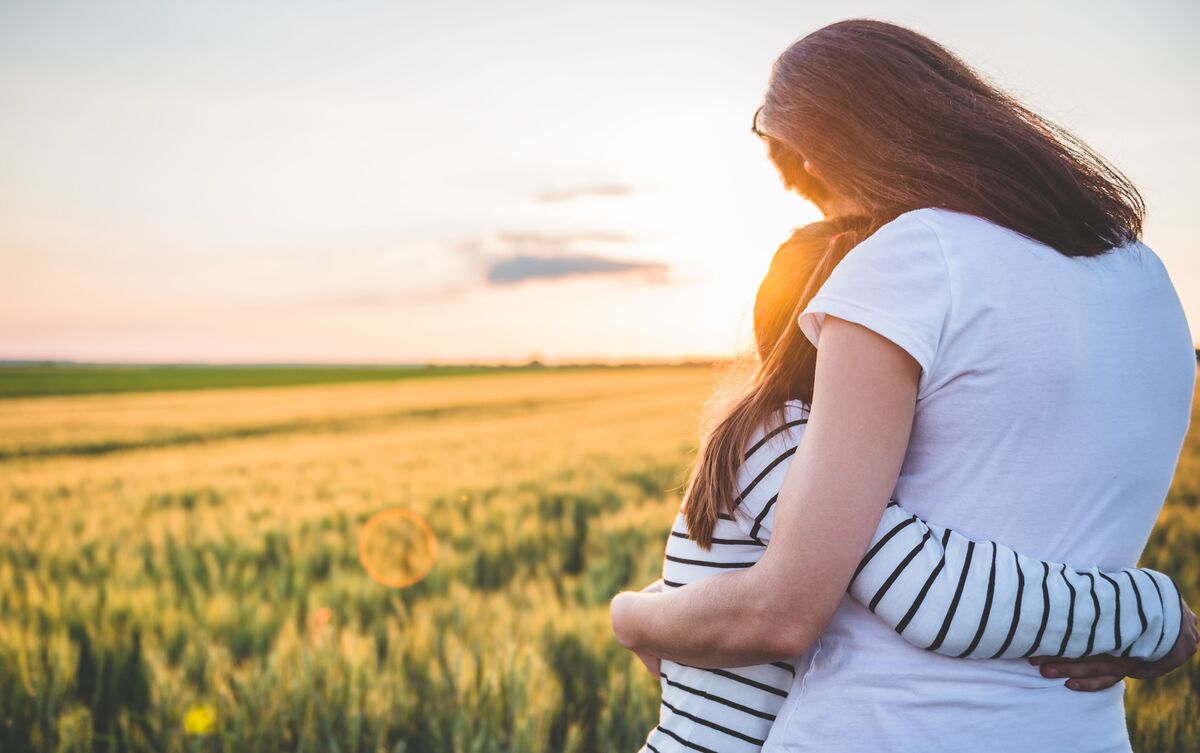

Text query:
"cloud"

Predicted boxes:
[[325, 284, 471, 306], [479, 229, 669, 285], [534, 182, 632, 203], [317, 226, 670, 307], [492, 231, 630, 256], [486, 254, 669, 285]]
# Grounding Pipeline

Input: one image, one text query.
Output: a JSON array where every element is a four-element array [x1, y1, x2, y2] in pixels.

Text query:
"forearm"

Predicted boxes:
[[1108, 568, 1183, 661], [1017, 563, 1182, 660], [611, 318, 919, 671], [850, 509, 1184, 661], [611, 566, 804, 667]]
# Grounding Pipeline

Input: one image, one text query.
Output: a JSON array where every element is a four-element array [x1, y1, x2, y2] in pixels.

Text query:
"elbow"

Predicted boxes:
[[609, 591, 643, 650], [765, 627, 817, 661], [746, 593, 820, 660]]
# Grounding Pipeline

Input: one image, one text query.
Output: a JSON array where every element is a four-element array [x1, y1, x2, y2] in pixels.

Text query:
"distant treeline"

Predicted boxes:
[[0, 360, 719, 399]]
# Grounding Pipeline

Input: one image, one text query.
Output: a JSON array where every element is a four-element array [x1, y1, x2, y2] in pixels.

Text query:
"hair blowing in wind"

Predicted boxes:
[[682, 217, 868, 548], [681, 19, 1148, 548], [761, 18, 1145, 256]]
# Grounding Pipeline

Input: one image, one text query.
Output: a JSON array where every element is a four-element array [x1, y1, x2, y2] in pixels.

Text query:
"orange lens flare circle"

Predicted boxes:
[[358, 508, 438, 588]]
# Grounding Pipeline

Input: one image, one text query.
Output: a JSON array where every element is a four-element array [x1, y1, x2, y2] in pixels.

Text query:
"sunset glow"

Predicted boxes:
[[2, 1, 1197, 363]]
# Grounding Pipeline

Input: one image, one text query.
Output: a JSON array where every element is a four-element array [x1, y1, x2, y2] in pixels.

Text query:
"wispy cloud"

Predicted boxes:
[[477, 229, 669, 286], [316, 227, 669, 308], [323, 284, 471, 307], [534, 183, 632, 203], [487, 254, 669, 285], [491, 231, 630, 256]]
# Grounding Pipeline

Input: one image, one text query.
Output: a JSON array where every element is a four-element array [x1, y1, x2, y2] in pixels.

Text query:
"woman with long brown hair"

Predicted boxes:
[[635, 217, 1184, 753], [613, 18, 1199, 752]]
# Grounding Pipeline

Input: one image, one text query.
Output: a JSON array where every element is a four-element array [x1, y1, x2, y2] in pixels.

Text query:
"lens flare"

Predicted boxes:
[[358, 508, 438, 588]]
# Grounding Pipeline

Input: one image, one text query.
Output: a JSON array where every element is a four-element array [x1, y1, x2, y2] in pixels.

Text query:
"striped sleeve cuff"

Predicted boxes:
[[1120, 569, 1183, 662]]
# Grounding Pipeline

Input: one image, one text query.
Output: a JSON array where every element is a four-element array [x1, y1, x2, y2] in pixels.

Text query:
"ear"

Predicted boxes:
[[803, 159, 821, 179]]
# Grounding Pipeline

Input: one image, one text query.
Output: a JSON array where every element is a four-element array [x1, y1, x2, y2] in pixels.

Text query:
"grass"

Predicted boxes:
[[0, 362, 681, 399], [0, 365, 1196, 752]]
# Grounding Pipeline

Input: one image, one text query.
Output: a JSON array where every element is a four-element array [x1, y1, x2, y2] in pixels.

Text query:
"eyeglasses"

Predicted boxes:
[[751, 105, 771, 140], [753, 105, 804, 154]]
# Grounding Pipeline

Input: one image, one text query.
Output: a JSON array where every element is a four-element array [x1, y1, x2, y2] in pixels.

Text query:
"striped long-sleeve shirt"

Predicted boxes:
[[640, 399, 1183, 753]]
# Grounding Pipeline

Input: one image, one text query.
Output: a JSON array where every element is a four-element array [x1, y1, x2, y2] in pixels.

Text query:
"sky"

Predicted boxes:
[[1, 1, 1197, 364]]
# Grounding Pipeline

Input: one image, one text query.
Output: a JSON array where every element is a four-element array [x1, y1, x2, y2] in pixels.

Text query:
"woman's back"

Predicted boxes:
[[764, 208, 1195, 752]]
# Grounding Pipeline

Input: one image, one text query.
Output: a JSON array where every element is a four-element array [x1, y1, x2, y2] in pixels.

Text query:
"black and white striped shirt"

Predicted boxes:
[[640, 399, 1183, 753]]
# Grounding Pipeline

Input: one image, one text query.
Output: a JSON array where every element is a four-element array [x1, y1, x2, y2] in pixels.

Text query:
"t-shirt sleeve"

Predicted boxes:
[[798, 210, 951, 378]]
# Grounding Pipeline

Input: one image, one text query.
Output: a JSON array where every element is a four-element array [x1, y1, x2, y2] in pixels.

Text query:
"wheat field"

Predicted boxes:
[[1, 365, 1196, 752]]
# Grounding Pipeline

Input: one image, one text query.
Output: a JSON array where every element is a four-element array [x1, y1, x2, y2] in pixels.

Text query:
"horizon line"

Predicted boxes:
[[0, 356, 731, 368]]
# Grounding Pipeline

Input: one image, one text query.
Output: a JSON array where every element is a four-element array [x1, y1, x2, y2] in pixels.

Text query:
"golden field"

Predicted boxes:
[[1, 365, 1197, 752]]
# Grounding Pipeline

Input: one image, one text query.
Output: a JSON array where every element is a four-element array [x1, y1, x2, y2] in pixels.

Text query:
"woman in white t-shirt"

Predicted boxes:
[[611, 19, 1198, 753]]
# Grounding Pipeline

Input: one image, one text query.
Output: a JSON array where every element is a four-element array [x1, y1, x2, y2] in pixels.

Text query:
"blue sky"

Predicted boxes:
[[1, 0, 1197, 363]]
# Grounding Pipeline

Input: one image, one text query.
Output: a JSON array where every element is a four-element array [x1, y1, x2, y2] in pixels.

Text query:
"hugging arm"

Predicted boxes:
[[611, 212, 1198, 683], [610, 316, 919, 666], [610, 316, 1196, 676], [856, 503, 1184, 661]]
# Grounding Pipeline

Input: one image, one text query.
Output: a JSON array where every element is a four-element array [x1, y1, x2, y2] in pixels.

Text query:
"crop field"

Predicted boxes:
[[1, 365, 1197, 752], [0, 363, 633, 399]]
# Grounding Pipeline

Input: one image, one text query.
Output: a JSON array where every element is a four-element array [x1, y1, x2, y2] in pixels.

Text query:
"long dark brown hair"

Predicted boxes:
[[683, 217, 868, 547], [682, 19, 1147, 546], [760, 18, 1144, 256]]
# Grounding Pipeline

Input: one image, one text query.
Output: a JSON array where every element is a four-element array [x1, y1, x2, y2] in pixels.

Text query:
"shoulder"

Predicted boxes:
[[893, 207, 1008, 236], [730, 401, 811, 537], [894, 208, 1048, 262], [829, 208, 951, 278], [857, 207, 1018, 254], [742, 400, 810, 451], [818, 206, 1027, 301], [782, 398, 811, 420], [772, 399, 811, 444], [1121, 238, 1171, 277], [801, 210, 962, 378], [737, 401, 810, 489]]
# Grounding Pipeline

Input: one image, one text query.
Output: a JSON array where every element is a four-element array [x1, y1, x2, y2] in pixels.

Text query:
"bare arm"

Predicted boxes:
[[610, 316, 919, 666]]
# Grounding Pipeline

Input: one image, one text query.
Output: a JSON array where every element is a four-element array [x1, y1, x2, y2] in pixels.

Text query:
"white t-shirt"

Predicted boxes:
[[641, 399, 1180, 753], [763, 208, 1195, 753]]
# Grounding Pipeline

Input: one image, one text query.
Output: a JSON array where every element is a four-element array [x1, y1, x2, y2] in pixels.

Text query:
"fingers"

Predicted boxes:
[[1028, 656, 1133, 680], [1127, 606, 1200, 679], [1027, 656, 1126, 690], [1182, 594, 1197, 617], [1036, 661, 1117, 680], [1027, 654, 1122, 666], [1026, 599, 1200, 685], [1064, 675, 1124, 692]]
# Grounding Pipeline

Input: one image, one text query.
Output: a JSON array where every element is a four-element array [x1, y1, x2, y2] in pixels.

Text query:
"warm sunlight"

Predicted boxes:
[[2, 1, 1196, 364], [3, 5, 1199, 753]]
